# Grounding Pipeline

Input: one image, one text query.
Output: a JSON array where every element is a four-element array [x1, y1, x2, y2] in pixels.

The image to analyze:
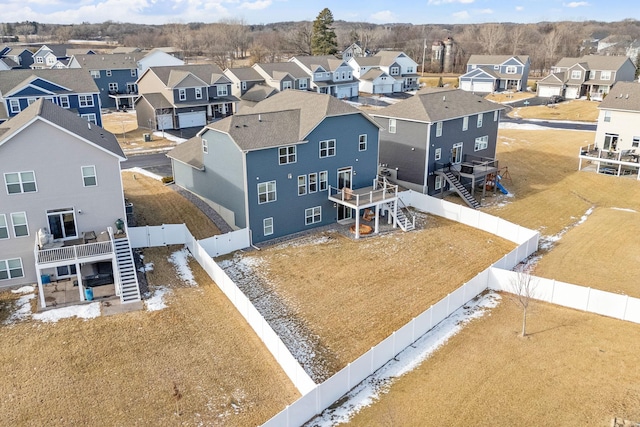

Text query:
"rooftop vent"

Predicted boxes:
[[258, 114, 262, 122]]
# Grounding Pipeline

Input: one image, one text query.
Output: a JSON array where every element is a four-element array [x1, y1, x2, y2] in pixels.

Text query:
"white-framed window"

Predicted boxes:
[[462, 116, 468, 131], [79, 95, 94, 107], [278, 145, 296, 165], [319, 171, 328, 191], [506, 65, 517, 74], [341, 71, 346, 80], [81, 165, 97, 187], [202, 139, 208, 154], [195, 87, 202, 99], [106, 70, 112, 77], [407, 66, 414, 73], [315, 72, 323, 80], [0, 215, 8, 239], [81, 113, 97, 124], [319, 139, 336, 158], [27, 98, 36, 106], [389, 118, 396, 134], [348, 71, 352, 79], [434, 175, 444, 190], [263, 217, 274, 236], [11, 212, 29, 237], [178, 89, 186, 101], [390, 66, 399, 75], [127, 83, 137, 93], [298, 175, 307, 196], [435, 148, 441, 161], [571, 70, 582, 79], [257, 181, 276, 204], [299, 79, 307, 89], [60, 95, 70, 108], [0, 258, 24, 280], [90, 70, 100, 78], [241, 81, 247, 90], [217, 85, 228, 96], [5, 171, 37, 194], [9, 99, 20, 113], [452, 142, 463, 164], [494, 110, 499, 121], [589, 70, 596, 79], [435, 121, 443, 137], [474, 136, 489, 151], [633, 137, 640, 148], [109, 82, 118, 92], [131, 69, 137, 77], [282, 80, 293, 90], [604, 111, 611, 122], [600, 71, 611, 80], [477, 113, 483, 128], [308, 173, 318, 193], [35, 56, 44, 64], [305, 206, 321, 225], [359, 134, 367, 151], [493, 65, 499, 70]]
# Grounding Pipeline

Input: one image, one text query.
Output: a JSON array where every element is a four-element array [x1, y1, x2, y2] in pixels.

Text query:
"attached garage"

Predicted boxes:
[[178, 111, 206, 128], [157, 114, 173, 130], [565, 86, 580, 99], [471, 81, 494, 93], [537, 85, 562, 97], [460, 80, 472, 91], [336, 86, 352, 99]]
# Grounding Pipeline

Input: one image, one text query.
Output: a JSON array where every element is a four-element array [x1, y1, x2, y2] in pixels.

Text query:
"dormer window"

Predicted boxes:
[[571, 70, 582, 79], [390, 66, 399, 75], [217, 85, 228, 96], [195, 87, 202, 99], [178, 88, 186, 101]]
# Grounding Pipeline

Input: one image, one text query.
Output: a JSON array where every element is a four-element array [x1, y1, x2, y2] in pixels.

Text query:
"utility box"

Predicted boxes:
[[143, 133, 152, 142]]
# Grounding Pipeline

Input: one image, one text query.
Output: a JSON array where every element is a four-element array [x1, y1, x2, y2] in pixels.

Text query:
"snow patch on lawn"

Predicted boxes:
[[168, 247, 197, 286], [152, 131, 186, 144], [124, 167, 163, 181], [145, 286, 171, 311], [539, 206, 594, 251], [308, 292, 502, 426], [33, 303, 101, 323], [611, 207, 637, 213], [12, 285, 35, 294], [499, 122, 551, 131], [4, 293, 35, 325], [139, 262, 154, 273]]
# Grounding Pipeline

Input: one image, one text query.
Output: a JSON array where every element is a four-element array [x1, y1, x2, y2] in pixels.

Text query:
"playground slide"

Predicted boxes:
[[496, 181, 509, 194]]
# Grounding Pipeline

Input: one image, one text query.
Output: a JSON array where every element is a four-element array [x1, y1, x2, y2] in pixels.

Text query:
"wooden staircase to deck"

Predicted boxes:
[[441, 170, 481, 209]]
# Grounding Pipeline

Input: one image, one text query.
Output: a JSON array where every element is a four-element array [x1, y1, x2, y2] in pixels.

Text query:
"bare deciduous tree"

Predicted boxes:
[[475, 23, 507, 55], [509, 268, 537, 337], [289, 22, 313, 55]]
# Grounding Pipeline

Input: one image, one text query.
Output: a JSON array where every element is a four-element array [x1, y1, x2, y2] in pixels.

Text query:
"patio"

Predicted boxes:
[[40, 278, 117, 309]]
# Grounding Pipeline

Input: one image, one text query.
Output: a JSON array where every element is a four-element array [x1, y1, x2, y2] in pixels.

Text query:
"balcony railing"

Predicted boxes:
[[35, 229, 115, 265], [328, 176, 398, 207]]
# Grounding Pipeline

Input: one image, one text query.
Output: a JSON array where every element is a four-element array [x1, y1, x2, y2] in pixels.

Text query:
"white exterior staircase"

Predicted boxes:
[[114, 236, 141, 303], [385, 201, 415, 232]]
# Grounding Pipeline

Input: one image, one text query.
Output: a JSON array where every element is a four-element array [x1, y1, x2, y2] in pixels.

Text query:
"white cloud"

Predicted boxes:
[[238, 0, 271, 10], [428, 0, 474, 5], [452, 10, 471, 20], [478, 8, 493, 14], [515, 6, 524, 11], [369, 10, 398, 22], [564, 1, 588, 7]]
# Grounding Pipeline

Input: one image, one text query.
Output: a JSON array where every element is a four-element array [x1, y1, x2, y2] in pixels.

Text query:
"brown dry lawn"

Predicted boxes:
[[102, 110, 179, 152], [418, 76, 459, 88], [0, 246, 299, 426], [485, 91, 535, 103], [508, 99, 600, 121], [346, 297, 640, 426]]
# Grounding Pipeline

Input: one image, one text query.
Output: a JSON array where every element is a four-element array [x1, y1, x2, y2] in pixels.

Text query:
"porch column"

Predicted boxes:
[[76, 262, 85, 302], [374, 204, 380, 234], [111, 256, 121, 297], [355, 210, 361, 239], [36, 268, 46, 308], [393, 200, 398, 228]]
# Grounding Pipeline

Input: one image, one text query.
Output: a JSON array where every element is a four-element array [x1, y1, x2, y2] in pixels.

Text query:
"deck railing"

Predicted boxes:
[[329, 176, 398, 207], [36, 240, 114, 265]]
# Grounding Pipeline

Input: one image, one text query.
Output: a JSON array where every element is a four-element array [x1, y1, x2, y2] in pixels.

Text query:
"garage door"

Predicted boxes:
[[157, 114, 173, 130], [472, 81, 494, 93], [538, 85, 561, 97], [565, 86, 579, 99], [460, 81, 472, 91], [336, 86, 352, 99], [178, 111, 206, 128]]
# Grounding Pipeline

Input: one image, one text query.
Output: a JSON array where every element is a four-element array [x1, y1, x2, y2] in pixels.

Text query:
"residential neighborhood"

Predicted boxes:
[[1, 9, 640, 427]]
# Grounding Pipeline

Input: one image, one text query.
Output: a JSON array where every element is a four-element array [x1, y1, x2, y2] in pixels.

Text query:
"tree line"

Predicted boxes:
[[2, 16, 640, 74]]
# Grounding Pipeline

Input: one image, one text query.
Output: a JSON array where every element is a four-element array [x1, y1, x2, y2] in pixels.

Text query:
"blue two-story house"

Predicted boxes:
[[167, 90, 401, 243], [0, 69, 102, 126], [459, 55, 530, 93], [135, 64, 239, 130], [289, 55, 360, 99], [68, 53, 140, 110]]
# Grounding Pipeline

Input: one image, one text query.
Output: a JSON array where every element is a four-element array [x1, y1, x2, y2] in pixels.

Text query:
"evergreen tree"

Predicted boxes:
[[311, 8, 338, 56]]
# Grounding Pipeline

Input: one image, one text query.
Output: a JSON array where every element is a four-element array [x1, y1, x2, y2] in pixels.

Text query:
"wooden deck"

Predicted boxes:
[[328, 185, 398, 209]]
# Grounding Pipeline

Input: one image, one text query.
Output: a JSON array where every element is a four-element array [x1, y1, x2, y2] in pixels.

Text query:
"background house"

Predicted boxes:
[[0, 99, 141, 305], [290, 55, 359, 98], [348, 50, 419, 94], [370, 88, 504, 206], [167, 90, 382, 243], [252, 62, 310, 93], [135, 48, 184, 74], [0, 69, 102, 126], [538, 55, 637, 100], [459, 55, 530, 93], [135, 64, 239, 130]]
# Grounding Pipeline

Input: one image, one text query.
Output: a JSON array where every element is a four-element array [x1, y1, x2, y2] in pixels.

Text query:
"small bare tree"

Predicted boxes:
[[510, 268, 537, 337]]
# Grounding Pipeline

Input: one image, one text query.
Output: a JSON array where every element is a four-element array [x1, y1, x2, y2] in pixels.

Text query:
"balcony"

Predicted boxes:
[[328, 177, 399, 209], [578, 144, 640, 178], [35, 230, 115, 266]]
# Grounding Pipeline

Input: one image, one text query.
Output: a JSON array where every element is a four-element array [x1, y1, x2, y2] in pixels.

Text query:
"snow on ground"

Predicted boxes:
[[152, 131, 187, 144], [611, 207, 638, 213], [499, 122, 551, 131], [138, 262, 154, 273], [145, 286, 171, 311], [123, 167, 163, 181], [12, 285, 35, 294], [539, 206, 594, 251], [307, 292, 502, 426], [168, 247, 197, 286], [4, 292, 35, 325], [33, 302, 101, 323]]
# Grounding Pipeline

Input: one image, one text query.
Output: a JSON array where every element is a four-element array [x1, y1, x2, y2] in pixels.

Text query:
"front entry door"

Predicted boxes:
[[337, 167, 353, 221]]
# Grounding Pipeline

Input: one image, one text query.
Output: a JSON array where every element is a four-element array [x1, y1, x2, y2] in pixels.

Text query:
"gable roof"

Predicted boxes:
[[240, 83, 277, 102], [166, 136, 204, 170], [598, 82, 640, 112], [374, 50, 415, 66], [350, 56, 383, 67], [467, 55, 529, 65], [145, 64, 225, 88], [0, 68, 99, 95], [71, 53, 139, 70], [254, 62, 309, 79], [554, 55, 632, 71], [205, 89, 375, 151], [0, 98, 124, 158], [292, 55, 348, 72], [371, 88, 503, 122], [360, 68, 390, 81], [225, 67, 264, 82]]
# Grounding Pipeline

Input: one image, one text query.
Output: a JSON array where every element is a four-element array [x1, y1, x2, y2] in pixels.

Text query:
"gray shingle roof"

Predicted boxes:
[[225, 67, 264, 82], [292, 55, 347, 72], [350, 56, 382, 67], [554, 55, 631, 71], [0, 68, 99, 95], [147, 64, 225, 87], [72, 53, 139, 70], [374, 51, 411, 66], [371, 88, 503, 122], [599, 82, 640, 112], [360, 68, 388, 81], [166, 136, 204, 169], [240, 83, 277, 102], [0, 98, 124, 158], [467, 55, 530, 65], [254, 62, 309, 79]]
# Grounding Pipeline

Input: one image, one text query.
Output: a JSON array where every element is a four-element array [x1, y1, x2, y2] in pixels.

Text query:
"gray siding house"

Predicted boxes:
[[0, 99, 141, 306], [459, 55, 531, 93], [168, 90, 399, 243], [370, 88, 504, 207]]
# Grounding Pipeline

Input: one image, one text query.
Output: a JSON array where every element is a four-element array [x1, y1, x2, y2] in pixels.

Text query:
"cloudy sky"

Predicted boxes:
[[1, 0, 633, 26]]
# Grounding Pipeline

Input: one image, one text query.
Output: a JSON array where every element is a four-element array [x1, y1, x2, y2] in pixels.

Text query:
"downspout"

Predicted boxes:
[[242, 150, 252, 246], [423, 123, 431, 194]]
